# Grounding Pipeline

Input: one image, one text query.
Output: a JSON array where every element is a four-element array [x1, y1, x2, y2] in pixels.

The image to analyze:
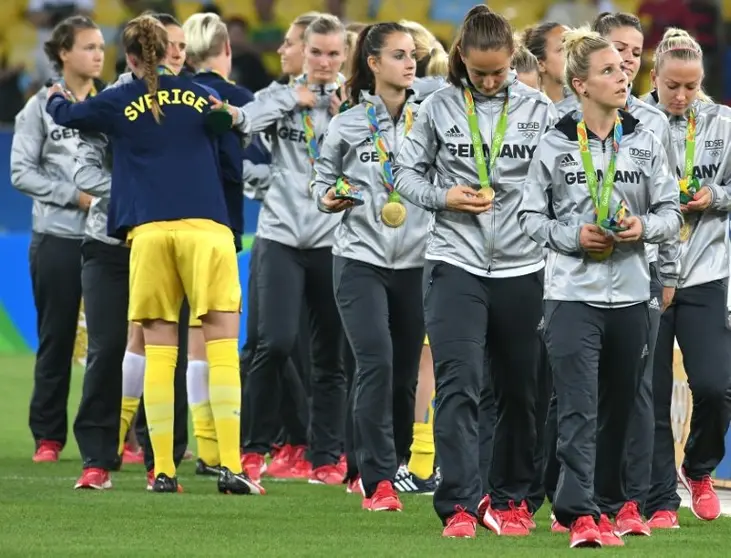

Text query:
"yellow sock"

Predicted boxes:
[[118, 396, 141, 455], [143, 345, 177, 478], [408, 391, 435, 480], [190, 401, 220, 466], [206, 339, 242, 473]]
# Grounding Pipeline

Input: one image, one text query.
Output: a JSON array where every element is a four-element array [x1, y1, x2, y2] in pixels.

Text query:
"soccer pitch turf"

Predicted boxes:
[[1, 354, 730, 557]]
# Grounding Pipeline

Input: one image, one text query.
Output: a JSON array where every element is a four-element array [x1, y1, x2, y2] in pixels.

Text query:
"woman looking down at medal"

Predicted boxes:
[[313, 22, 428, 512], [518, 29, 681, 547], [549, 12, 677, 536], [212, 15, 350, 486], [45, 14, 261, 496], [391, 5, 556, 538], [642, 28, 731, 527]]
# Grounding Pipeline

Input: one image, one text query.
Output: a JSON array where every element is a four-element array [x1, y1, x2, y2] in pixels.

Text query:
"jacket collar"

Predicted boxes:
[[359, 89, 416, 120], [294, 72, 345, 95], [555, 109, 640, 141]]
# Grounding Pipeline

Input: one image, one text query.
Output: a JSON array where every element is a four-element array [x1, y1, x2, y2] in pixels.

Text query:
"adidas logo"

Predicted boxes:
[[559, 153, 578, 168], [536, 316, 545, 331], [641, 344, 649, 358], [445, 125, 463, 138], [649, 297, 661, 311]]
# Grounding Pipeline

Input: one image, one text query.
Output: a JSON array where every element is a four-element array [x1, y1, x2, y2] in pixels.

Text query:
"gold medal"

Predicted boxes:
[[588, 246, 614, 261], [680, 219, 691, 243], [477, 187, 495, 202], [381, 201, 406, 228]]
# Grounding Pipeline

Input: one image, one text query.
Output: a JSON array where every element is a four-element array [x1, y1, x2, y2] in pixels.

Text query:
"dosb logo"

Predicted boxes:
[[705, 139, 724, 149], [517, 122, 540, 131], [629, 147, 651, 160]]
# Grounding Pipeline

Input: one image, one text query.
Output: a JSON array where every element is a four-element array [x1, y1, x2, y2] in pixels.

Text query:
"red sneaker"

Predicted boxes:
[[74, 467, 112, 490], [33, 440, 62, 463], [266, 444, 294, 478], [647, 510, 680, 530], [477, 494, 490, 521], [346, 476, 364, 495], [122, 444, 144, 465], [240, 452, 267, 483], [569, 515, 601, 548], [443, 507, 477, 538], [615, 501, 651, 536], [598, 514, 624, 546], [551, 516, 569, 534], [363, 480, 402, 512], [309, 464, 344, 485], [146, 470, 183, 492], [482, 501, 530, 536], [678, 467, 721, 521], [518, 500, 536, 530], [288, 446, 312, 479]]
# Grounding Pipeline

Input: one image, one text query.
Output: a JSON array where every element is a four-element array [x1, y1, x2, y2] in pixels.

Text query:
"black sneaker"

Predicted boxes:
[[217, 467, 266, 495], [151, 473, 179, 493], [393, 466, 437, 495], [195, 459, 222, 476]]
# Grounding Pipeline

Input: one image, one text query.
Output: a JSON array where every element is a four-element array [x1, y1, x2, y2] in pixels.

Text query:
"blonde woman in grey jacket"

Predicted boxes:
[[548, 13, 676, 536], [392, 6, 556, 538], [518, 29, 681, 548], [221, 14, 350, 485], [642, 29, 731, 528], [314, 21, 428, 513], [10, 15, 103, 464]]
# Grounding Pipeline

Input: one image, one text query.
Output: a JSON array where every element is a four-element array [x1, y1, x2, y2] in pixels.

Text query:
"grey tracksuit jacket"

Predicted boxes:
[[557, 92, 677, 267], [313, 91, 428, 270], [518, 110, 682, 305], [11, 86, 88, 238], [392, 74, 556, 277], [643, 93, 731, 289]]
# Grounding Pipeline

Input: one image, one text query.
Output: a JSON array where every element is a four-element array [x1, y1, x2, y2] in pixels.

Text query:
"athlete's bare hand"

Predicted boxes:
[[48, 83, 70, 100], [295, 85, 317, 108], [614, 215, 644, 242], [321, 187, 354, 213], [445, 185, 492, 214], [78, 192, 93, 211], [208, 96, 239, 124], [662, 286, 676, 311], [685, 186, 713, 212], [580, 224, 613, 252]]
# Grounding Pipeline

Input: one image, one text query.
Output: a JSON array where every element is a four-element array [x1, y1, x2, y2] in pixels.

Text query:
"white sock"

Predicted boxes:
[[186, 360, 210, 405], [122, 351, 146, 398]]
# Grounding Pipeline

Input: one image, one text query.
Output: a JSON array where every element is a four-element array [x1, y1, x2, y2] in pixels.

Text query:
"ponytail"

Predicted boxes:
[[122, 15, 168, 124]]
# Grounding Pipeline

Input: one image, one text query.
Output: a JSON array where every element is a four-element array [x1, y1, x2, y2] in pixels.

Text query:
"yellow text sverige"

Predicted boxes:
[[123, 88, 209, 121]]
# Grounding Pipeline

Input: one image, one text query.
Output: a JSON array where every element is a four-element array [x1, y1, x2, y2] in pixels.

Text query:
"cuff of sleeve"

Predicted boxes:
[[708, 183, 722, 210], [640, 216, 650, 241], [661, 275, 678, 288], [573, 224, 583, 252], [435, 188, 449, 210]]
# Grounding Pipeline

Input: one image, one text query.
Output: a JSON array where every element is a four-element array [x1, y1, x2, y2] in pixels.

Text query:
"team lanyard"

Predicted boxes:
[[299, 75, 343, 165], [364, 102, 413, 203], [463, 88, 509, 192], [157, 65, 176, 76], [576, 115, 623, 223], [682, 109, 697, 183]]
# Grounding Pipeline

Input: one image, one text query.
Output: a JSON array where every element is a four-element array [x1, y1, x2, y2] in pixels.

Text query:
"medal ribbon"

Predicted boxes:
[[683, 109, 697, 182], [299, 74, 344, 165], [576, 115, 623, 223], [60, 80, 97, 103], [463, 88, 509, 190], [364, 102, 413, 201]]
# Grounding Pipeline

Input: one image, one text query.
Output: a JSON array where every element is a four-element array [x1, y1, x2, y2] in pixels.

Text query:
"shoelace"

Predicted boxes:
[[617, 501, 640, 521], [448, 506, 471, 526], [504, 501, 524, 526], [692, 476, 714, 500]]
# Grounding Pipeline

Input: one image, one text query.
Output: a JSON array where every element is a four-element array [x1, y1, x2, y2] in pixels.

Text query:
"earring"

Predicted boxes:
[[582, 91, 589, 97]]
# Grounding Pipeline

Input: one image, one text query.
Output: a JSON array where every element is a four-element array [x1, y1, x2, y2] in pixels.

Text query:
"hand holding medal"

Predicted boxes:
[[333, 176, 364, 205], [322, 178, 359, 213]]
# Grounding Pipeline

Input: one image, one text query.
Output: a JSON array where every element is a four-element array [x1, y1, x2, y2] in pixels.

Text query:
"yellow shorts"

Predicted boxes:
[[131, 315, 202, 327], [424, 335, 429, 346], [128, 219, 242, 323]]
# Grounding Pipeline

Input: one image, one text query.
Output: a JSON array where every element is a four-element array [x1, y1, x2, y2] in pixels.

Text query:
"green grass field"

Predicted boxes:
[[1, 354, 730, 557]]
